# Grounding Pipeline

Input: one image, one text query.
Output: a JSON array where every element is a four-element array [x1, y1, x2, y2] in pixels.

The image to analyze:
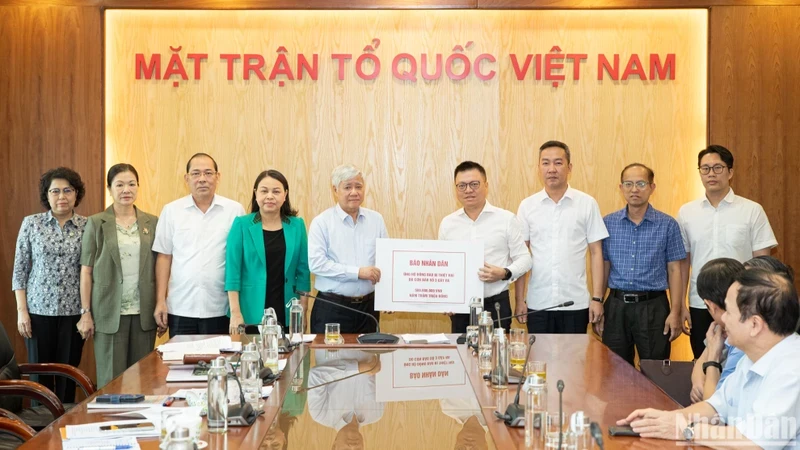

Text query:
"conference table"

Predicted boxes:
[[21, 333, 701, 449]]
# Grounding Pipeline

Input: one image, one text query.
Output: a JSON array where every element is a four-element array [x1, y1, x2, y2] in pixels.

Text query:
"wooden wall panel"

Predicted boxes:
[[0, 6, 103, 384], [709, 6, 800, 292], [106, 10, 706, 360]]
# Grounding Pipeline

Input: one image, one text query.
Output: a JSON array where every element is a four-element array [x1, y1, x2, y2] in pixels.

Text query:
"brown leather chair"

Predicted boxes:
[[0, 320, 95, 431], [0, 409, 35, 450]]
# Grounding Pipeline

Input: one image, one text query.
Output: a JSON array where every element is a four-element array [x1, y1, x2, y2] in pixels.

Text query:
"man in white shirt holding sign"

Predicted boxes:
[[678, 145, 778, 359], [438, 161, 531, 333], [516, 141, 608, 334]]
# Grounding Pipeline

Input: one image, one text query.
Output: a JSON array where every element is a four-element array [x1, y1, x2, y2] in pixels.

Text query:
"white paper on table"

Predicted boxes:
[[400, 334, 451, 344], [158, 336, 235, 361], [171, 386, 274, 400], [166, 359, 287, 383], [64, 419, 160, 439], [62, 436, 141, 449], [111, 406, 203, 427], [374, 238, 483, 314]]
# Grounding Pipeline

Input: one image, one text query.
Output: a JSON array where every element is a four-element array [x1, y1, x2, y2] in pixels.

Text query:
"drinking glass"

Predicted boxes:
[[509, 329, 527, 369], [526, 361, 547, 385], [325, 323, 341, 344]]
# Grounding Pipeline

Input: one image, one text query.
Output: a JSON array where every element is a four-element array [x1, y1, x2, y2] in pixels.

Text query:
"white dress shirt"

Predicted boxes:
[[308, 205, 389, 297], [307, 349, 384, 431], [678, 189, 777, 309], [152, 194, 245, 317], [706, 334, 800, 449], [438, 201, 532, 298], [516, 187, 609, 311]]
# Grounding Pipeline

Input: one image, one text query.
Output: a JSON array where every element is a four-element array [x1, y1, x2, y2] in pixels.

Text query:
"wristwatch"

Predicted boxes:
[[683, 421, 696, 442], [80, 307, 91, 315], [502, 268, 512, 281], [591, 297, 603, 303], [702, 361, 723, 374]]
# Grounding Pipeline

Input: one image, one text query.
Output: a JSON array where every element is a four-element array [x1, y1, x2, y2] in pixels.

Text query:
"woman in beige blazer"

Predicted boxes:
[[77, 164, 158, 388]]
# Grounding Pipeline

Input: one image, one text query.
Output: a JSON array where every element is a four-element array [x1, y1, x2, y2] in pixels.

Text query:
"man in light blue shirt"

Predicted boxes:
[[308, 164, 389, 334], [619, 267, 800, 448]]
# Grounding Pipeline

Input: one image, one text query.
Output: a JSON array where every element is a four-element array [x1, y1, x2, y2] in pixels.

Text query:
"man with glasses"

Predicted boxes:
[[678, 145, 777, 358], [599, 163, 686, 365], [438, 161, 531, 332], [153, 153, 245, 337], [516, 141, 609, 334]]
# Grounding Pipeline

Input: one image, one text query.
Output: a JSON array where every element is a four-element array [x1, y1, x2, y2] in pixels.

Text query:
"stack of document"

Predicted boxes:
[[157, 336, 241, 361], [61, 420, 159, 440], [401, 334, 451, 344], [166, 359, 288, 382], [87, 395, 167, 410], [62, 436, 141, 450]]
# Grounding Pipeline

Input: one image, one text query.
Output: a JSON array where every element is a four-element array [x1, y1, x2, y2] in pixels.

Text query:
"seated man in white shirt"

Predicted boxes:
[[618, 268, 800, 448]]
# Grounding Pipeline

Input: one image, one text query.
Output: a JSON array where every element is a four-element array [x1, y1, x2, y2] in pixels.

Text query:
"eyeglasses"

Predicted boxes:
[[456, 181, 481, 192], [621, 181, 650, 190], [48, 187, 75, 196], [189, 170, 217, 179], [698, 164, 728, 175]]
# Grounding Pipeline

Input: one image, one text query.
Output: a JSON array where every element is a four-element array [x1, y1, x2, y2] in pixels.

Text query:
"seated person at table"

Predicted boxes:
[[689, 258, 745, 403], [618, 268, 800, 448], [307, 349, 384, 449]]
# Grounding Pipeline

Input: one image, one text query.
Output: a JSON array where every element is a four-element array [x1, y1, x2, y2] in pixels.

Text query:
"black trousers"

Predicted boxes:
[[167, 314, 230, 338], [526, 308, 590, 334], [310, 293, 379, 334], [689, 307, 714, 360], [25, 314, 84, 404], [450, 290, 513, 333], [602, 293, 671, 365]]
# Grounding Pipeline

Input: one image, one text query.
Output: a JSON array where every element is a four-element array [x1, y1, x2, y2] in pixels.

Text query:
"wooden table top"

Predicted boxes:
[[21, 333, 701, 449]]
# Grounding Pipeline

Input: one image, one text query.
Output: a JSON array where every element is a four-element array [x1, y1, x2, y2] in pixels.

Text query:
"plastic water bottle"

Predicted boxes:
[[263, 322, 280, 373], [478, 311, 494, 370], [491, 328, 509, 390], [469, 297, 483, 326], [207, 356, 228, 434], [288, 298, 303, 344], [240, 342, 262, 409]]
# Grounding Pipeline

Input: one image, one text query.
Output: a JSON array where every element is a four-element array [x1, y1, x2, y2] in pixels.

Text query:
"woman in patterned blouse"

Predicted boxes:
[[78, 164, 159, 389], [12, 167, 88, 404]]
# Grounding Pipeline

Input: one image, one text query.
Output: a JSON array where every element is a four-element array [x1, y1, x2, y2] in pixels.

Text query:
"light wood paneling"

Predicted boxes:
[[709, 6, 800, 292], [106, 10, 706, 359], [0, 5, 103, 385]]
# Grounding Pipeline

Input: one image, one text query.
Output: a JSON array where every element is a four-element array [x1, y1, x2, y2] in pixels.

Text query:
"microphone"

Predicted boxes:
[[295, 290, 399, 344], [500, 335, 536, 427], [495, 301, 575, 324], [494, 302, 502, 329], [590, 421, 604, 450], [557, 380, 565, 450], [224, 353, 262, 427]]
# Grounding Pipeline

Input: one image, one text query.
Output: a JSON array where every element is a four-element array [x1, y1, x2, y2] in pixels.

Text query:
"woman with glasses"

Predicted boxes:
[[12, 167, 88, 404], [78, 164, 159, 388]]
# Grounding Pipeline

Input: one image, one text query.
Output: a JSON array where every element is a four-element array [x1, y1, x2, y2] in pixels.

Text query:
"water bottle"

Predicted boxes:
[[525, 383, 547, 447], [490, 328, 509, 390], [288, 298, 303, 344], [263, 322, 280, 373], [469, 297, 483, 326], [240, 342, 262, 409], [166, 427, 196, 450], [207, 356, 228, 434], [478, 311, 493, 370]]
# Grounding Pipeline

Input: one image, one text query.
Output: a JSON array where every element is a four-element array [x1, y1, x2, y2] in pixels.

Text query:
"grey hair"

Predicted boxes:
[[331, 164, 363, 188]]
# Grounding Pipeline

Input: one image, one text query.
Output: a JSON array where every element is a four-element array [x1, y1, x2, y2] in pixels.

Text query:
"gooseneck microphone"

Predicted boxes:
[[590, 421, 604, 450], [557, 380, 565, 450], [295, 290, 399, 344], [500, 334, 537, 427], [494, 302, 502, 329], [495, 301, 575, 324]]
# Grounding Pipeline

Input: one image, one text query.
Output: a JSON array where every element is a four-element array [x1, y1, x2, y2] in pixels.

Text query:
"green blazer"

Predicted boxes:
[[225, 213, 311, 325], [80, 206, 158, 334]]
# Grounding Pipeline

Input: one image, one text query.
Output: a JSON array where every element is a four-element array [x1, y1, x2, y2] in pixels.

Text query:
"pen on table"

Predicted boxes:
[[162, 396, 175, 407]]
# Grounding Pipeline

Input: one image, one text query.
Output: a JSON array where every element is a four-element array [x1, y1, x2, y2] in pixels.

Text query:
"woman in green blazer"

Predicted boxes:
[[226, 170, 310, 334], [78, 164, 158, 388]]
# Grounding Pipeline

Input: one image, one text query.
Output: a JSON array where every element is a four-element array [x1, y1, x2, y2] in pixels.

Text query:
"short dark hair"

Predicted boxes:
[[745, 256, 795, 284], [620, 163, 655, 184], [735, 268, 799, 336], [697, 258, 745, 309], [250, 170, 298, 223], [453, 161, 486, 181], [186, 153, 218, 173], [539, 140, 571, 164], [39, 167, 86, 210], [698, 145, 734, 169], [106, 163, 139, 187]]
